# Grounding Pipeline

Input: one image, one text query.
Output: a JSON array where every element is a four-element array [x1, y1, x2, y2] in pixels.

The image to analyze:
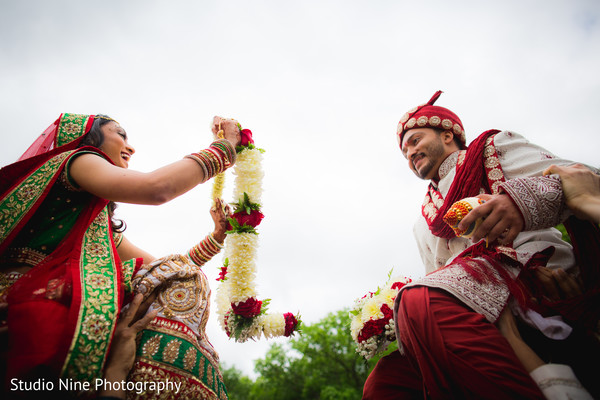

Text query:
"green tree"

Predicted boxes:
[[222, 308, 389, 399], [555, 223, 571, 244], [221, 363, 254, 400], [248, 309, 379, 400]]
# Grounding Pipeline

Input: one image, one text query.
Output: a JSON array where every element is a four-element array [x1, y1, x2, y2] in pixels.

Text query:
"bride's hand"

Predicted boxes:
[[212, 116, 241, 147], [211, 198, 231, 243]]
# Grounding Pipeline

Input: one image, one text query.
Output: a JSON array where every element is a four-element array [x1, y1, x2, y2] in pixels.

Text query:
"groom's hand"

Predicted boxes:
[[458, 193, 524, 245]]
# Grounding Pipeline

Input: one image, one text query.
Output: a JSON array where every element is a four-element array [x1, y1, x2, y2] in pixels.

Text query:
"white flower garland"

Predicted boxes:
[[212, 131, 300, 342]]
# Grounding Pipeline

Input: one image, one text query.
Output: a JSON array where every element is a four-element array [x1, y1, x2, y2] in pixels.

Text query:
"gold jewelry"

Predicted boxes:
[[113, 232, 124, 248], [96, 115, 119, 125], [217, 120, 225, 139]]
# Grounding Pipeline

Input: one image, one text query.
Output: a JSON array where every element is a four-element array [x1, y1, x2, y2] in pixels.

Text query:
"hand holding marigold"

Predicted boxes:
[[456, 193, 524, 245], [443, 197, 485, 238]]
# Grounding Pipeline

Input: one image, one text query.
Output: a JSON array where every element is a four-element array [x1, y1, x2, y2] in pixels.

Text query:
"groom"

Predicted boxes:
[[363, 91, 599, 399]]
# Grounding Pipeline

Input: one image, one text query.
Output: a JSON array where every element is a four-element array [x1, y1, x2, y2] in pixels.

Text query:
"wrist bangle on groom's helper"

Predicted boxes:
[[185, 139, 237, 183], [187, 233, 224, 266]]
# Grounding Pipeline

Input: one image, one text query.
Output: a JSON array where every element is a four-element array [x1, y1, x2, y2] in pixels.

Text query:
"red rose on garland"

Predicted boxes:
[[227, 192, 263, 232], [231, 297, 263, 318], [233, 209, 264, 228], [240, 129, 254, 146], [283, 312, 298, 337]]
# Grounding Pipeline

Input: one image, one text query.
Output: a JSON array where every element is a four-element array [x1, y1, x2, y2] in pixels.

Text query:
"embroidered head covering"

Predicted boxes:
[[397, 91, 466, 150], [18, 113, 95, 161]]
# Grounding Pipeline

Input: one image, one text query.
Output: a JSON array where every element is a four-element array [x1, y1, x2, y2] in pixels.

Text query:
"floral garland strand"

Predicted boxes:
[[213, 125, 301, 342], [211, 172, 225, 202], [350, 270, 412, 359]]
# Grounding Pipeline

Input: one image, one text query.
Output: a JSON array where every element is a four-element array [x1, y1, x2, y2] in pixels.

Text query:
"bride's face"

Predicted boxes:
[[99, 121, 135, 168]]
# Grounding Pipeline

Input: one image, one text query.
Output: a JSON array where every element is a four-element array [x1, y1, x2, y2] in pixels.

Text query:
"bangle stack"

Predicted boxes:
[[187, 233, 224, 267], [185, 139, 237, 183]]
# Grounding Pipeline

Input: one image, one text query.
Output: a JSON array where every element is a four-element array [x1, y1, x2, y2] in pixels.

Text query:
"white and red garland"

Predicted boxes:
[[212, 126, 301, 342], [350, 272, 412, 359]]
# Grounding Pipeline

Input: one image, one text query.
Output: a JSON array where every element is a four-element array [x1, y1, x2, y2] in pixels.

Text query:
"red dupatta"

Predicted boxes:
[[1, 114, 124, 382], [422, 129, 501, 239]]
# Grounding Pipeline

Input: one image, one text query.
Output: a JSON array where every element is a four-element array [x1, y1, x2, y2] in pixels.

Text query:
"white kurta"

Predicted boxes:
[[415, 131, 575, 276], [410, 131, 580, 325]]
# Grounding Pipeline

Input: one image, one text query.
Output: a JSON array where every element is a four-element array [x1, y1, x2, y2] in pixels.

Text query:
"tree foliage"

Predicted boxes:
[[221, 364, 254, 400], [555, 223, 571, 244], [222, 309, 381, 400]]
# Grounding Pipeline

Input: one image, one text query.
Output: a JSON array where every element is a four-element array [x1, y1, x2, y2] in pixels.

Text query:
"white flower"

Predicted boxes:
[[260, 314, 285, 338], [350, 316, 363, 341], [379, 288, 397, 306], [360, 298, 384, 323]]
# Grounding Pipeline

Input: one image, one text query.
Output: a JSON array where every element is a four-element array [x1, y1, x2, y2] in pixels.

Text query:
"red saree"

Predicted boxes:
[[0, 114, 124, 383]]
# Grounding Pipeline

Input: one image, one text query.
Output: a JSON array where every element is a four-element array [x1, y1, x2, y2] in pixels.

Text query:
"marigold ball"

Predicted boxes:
[[443, 197, 485, 238]]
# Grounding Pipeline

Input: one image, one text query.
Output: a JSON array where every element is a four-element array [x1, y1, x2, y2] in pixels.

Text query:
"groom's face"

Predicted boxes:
[[401, 128, 447, 180]]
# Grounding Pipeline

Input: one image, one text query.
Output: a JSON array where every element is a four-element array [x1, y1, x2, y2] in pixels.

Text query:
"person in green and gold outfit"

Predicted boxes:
[[0, 114, 240, 399]]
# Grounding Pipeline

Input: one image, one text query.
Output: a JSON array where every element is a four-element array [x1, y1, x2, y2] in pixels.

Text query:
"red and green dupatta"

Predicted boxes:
[[1, 114, 124, 382]]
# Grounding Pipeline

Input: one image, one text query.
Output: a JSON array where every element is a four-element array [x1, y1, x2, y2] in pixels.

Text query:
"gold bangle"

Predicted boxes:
[[113, 232, 124, 248]]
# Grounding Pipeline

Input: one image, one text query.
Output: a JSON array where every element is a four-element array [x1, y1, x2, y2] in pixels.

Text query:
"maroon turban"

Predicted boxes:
[[397, 91, 466, 150]]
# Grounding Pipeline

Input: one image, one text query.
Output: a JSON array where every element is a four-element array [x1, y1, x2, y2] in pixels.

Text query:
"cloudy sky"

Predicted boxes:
[[1, 0, 599, 378]]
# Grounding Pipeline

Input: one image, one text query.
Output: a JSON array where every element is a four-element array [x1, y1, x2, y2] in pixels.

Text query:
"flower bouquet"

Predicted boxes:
[[350, 273, 412, 359]]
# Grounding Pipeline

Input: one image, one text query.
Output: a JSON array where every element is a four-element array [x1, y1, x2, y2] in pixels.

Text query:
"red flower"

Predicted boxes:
[[240, 129, 254, 146], [231, 297, 262, 318], [233, 209, 264, 228], [283, 312, 298, 337], [216, 266, 228, 281], [357, 305, 394, 343], [358, 318, 386, 342], [391, 279, 411, 290], [380, 303, 393, 320]]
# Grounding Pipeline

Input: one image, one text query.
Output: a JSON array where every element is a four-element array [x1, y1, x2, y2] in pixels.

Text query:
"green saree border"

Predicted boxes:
[[0, 151, 73, 243], [56, 113, 92, 147], [121, 258, 137, 295], [61, 207, 120, 381], [136, 327, 228, 399]]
